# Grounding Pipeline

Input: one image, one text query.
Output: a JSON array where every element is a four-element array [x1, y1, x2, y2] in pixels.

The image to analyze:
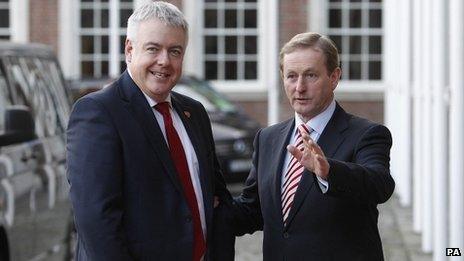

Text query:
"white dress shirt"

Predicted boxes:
[[128, 70, 206, 238], [281, 99, 336, 193]]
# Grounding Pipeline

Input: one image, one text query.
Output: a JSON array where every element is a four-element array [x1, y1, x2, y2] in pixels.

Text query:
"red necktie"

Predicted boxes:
[[155, 102, 206, 261], [281, 124, 312, 225]]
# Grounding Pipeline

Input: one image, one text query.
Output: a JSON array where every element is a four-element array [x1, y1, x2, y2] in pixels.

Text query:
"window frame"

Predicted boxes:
[[0, 0, 10, 40], [76, 0, 134, 78], [308, 0, 385, 96], [185, 0, 274, 95]]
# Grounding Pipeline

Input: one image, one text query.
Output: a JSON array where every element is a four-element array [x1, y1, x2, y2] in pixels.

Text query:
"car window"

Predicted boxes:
[[0, 66, 11, 134], [175, 78, 237, 113], [189, 79, 236, 112], [174, 84, 216, 111], [3, 56, 69, 137], [36, 58, 71, 130]]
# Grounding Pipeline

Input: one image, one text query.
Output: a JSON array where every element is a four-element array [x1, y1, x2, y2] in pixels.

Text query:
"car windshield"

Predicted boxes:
[[174, 78, 236, 113]]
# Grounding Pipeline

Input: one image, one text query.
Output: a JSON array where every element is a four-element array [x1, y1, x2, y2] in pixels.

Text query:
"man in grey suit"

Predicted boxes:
[[66, 2, 231, 260], [230, 32, 395, 260]]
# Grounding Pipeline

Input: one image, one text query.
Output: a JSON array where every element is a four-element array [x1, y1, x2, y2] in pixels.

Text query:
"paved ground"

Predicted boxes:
[[228, 183, 433, 261]]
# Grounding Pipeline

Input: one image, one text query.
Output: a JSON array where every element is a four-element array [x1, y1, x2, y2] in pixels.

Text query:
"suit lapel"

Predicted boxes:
[[316, 103, 349, 158], [284, 103, 349, 229], [270, 119, 295, 219], [118, 71, 183, 193]]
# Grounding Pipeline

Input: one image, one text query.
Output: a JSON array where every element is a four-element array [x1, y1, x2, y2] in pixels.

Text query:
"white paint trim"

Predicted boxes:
[[431, 0, 449, 259], [109, 0, 120, 78], [420, 0, 434, 252], [412, 0, 423, 233], [397, 0, 412, 208], [183, 0, 204, 78], [261, 0, 279, 125], [10, 0, 29, 43], [209, 80, 265, 93], [449, 0, 464, 251], [308, 0, 326, 33], [59, 0, 79, 79], [335, 80, 384, 93]]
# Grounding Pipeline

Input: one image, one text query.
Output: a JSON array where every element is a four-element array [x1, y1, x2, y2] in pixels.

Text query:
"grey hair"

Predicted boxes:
[[126, 1, 189, 41]]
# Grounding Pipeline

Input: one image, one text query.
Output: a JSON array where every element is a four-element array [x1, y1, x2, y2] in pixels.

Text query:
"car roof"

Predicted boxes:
[[0, 41, 55, 58]]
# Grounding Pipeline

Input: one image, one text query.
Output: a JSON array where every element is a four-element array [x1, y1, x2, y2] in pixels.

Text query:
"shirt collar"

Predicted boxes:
[[294, 98, 336, 135], [127, 68, 172, 108]]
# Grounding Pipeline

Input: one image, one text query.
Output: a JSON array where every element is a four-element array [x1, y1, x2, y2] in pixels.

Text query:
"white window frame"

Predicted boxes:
[[308, 0, 385, 98], [0, 1, 11, 39], [184, 0, 275, 96], [64, 0, 135, 79], [2, 0, 29, 42], [60, 0, 141, 79]]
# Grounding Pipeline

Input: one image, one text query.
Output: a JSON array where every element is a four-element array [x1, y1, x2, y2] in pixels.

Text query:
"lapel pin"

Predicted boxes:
[[184, 111, 191, 118]]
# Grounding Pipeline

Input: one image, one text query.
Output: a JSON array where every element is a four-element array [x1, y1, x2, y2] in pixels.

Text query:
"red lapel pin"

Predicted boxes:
[[184, 111, 191, 118]]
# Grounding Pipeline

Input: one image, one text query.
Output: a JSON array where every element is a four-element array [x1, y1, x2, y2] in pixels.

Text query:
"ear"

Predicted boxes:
[[125, 38, 133, 63], [330, 67, 341, 90]]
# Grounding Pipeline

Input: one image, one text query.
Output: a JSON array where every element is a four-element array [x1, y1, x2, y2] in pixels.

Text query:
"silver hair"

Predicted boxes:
[[126, 1, 188, 41]]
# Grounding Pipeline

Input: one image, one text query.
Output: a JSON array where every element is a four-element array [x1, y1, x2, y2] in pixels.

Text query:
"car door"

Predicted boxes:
[[0, 57, 41, 260], [23, 56, 72, 261], [1, 55, 72, 260]]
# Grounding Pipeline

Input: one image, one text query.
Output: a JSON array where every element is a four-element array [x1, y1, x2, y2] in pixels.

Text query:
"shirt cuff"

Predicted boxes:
[[316, 176, 329, 193]]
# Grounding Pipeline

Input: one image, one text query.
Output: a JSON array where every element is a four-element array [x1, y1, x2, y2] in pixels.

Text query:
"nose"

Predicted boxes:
[[295, 76, 305, 92], [157, 50, 170, 66]]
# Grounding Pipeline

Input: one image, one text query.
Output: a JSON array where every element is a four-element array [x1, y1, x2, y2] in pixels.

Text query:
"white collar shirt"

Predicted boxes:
[[281, 99, 337, 193], [128, 69, 206, 239]]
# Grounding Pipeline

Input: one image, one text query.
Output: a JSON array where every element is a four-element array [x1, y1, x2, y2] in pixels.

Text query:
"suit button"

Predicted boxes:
[[186, 215, 192, 222], [283, 232, 289, 239]]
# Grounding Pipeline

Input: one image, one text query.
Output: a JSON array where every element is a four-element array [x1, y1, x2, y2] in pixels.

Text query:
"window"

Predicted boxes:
[[0, 0, 9, 40], [203, 0, 259, 81], [0, 65, 10, 133], [78, 0, 133, 78], [3, 57, 69, 137], [326, 0, 382, 80]]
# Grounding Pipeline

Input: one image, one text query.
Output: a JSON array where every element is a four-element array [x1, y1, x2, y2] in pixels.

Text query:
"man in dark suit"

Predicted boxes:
[[66, 2, 230, 260], [231, 32, 395, 260]]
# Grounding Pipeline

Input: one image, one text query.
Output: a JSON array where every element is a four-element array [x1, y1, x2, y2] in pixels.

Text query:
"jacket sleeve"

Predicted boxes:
[[193, 104, 236, 260], [327, 124, 395, 205], [66, 97, 133, 261], [231, 129, 264, 236]]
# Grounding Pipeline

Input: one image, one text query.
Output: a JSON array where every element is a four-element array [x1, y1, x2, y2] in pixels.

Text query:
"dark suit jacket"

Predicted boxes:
[[66, 71, 230, 261], [233, 103, 395, 261]]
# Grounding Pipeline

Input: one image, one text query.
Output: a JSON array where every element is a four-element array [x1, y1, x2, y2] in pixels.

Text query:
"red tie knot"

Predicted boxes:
[[154, 102, 170, 116], [297, 124, 311, 136]]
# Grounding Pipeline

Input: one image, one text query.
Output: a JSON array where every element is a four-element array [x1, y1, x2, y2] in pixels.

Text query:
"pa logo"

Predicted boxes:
[[446, 248, 462, 256]]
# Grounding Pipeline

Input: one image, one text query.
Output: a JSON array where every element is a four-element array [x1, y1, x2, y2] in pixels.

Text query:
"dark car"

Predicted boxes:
[[70, 75, 261, 183], [175, 76, 260, 183], [0, 42, 74, 260]]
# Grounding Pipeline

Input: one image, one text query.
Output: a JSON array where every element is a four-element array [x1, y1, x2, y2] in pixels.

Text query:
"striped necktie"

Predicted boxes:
[[281, 123, 313, 225]]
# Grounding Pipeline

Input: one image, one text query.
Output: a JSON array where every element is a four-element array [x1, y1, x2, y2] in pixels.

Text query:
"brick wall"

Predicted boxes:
[[164, 0, 182, 10], [338, 100, 384, 124], [279, 0, 308, 50], [237, 97, 384, 127], [235, 100, 268, 127], [29, 0, 58, 54]]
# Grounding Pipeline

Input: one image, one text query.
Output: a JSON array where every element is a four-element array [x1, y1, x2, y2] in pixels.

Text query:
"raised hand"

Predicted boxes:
[[287, 133, 330, 180]]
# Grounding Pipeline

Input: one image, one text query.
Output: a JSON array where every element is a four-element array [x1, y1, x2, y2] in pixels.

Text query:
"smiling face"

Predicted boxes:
[[125, 18, 187, 102], [282, 47, 341, 122]]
